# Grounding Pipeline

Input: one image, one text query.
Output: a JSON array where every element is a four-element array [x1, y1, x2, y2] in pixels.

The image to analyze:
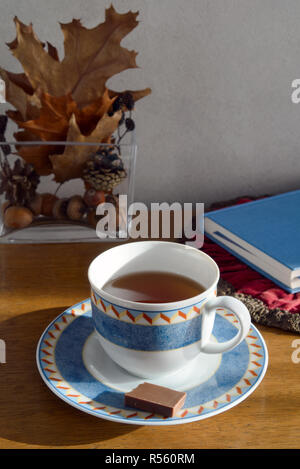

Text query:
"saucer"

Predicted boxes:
[[36, 299, 268, 425]]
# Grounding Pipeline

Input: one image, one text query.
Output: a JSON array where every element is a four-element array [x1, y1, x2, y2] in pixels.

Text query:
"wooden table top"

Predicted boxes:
[[0, 241, 299, 449]]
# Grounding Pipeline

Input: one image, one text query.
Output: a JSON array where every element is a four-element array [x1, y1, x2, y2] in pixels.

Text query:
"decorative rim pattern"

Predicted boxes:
[[91, 290, 208, 325], [36, 299, 268, 426]]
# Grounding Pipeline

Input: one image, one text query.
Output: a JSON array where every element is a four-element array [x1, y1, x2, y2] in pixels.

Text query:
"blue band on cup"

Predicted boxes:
[[92, 302, 203, 351]]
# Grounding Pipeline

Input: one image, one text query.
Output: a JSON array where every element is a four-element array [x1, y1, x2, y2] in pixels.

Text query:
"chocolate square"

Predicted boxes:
[[124, 382, 186, 417]]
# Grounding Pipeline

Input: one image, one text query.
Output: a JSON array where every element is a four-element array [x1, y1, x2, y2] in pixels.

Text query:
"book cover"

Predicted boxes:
[[204, 190, 300, 291]]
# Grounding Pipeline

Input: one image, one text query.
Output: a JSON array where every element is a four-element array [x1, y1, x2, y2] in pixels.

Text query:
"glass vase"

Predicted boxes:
[[0, 138, 136, 243]]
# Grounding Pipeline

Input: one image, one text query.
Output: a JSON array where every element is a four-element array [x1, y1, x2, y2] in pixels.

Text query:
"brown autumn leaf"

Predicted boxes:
[[11, 88, 115, 142], [75, 88, 115, 134], [14, 128, 57, 175], [2, 8, 151, 180], [49, 111, 122, 182], [0, 70, 33, 95], [1, 21, 56, 118], [7, 7, 150, 107], [15, 93, 76, 141], [11, 89, 116, 175], [7, 17, 45, 49], [47, 42, 59, 61], [0, 68, 40, 120]]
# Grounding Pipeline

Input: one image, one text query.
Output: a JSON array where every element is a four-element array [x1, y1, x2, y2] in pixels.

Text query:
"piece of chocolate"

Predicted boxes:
[[124, 382, 186, 417]]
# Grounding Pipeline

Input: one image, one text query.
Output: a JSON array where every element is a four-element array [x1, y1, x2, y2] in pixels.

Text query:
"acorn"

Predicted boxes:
[[41, 193, 58, 217], [52, 198, 69, 219], [67, 195, 86, 221], [4, 206, 33, 229], [83, 189, 105, 207], [27, 193, 43, 216]]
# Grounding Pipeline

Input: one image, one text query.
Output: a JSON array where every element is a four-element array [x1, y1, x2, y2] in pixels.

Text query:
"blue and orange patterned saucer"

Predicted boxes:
[[36, 299, 268, 425]]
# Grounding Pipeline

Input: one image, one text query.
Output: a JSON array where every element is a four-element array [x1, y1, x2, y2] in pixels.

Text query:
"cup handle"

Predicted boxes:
[[200, 296, 251, 354]]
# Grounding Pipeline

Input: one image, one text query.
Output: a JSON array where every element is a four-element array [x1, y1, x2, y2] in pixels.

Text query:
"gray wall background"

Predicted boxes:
[[1, 0, 300, 205]]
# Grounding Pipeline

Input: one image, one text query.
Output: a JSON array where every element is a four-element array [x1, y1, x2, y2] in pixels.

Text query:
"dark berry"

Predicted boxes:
[[122, 93, 134, 110], [112, 97, 122, 112], [125, 118, 135, 131]]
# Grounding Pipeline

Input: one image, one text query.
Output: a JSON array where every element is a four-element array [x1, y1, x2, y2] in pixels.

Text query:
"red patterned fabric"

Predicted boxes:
[[203, 197, 300, 314]]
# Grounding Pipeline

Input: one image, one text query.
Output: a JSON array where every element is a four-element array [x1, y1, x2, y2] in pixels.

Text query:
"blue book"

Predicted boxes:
[[204, 190, 300, 293]]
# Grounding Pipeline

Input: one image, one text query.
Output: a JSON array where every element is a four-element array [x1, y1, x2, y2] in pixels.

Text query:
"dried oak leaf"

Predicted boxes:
[[0, 21, 58, 118], [14, 128, 57, 175], [75, 88, 115, 134], [49, 111, 122, 182], [47, 42, 59, 61], [11, 88, 115, 141], [10, 89, 115, 175], [7, 17, 45, 50], [15, 93, 77, 141], [0, 68, 40, 120], [7, 8, 150, 108]]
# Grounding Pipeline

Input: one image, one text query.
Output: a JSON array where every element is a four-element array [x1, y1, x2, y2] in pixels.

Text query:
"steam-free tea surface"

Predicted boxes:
[[102, 271, 205, 303]]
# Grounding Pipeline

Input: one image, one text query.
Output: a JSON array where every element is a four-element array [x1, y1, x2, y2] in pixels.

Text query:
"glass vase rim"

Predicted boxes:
[[0, 140, 137, 148]]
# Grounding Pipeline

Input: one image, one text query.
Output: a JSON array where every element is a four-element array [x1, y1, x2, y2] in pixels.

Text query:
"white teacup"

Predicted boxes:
[[88, 241, 251, 379]]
